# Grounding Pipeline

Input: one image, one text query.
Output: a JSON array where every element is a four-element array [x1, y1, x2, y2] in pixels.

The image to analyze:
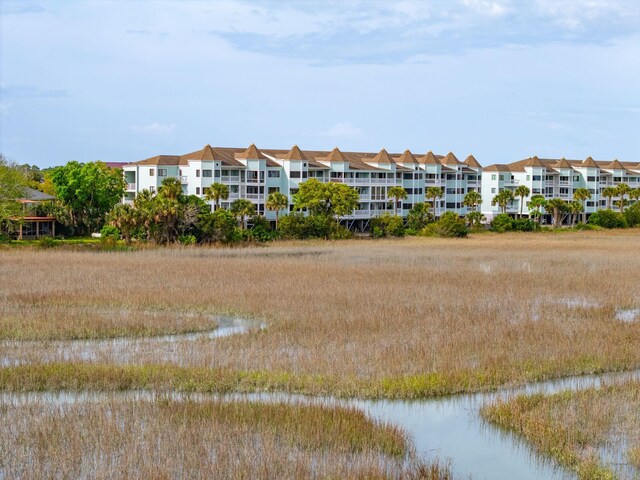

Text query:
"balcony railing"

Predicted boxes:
[[221, 176, 240, 183], [179, 176, 188, 184]]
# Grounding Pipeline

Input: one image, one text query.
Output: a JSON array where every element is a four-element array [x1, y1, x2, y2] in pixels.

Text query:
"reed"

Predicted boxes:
[[1, 397, 444, 479], [1, 231, 639, 395], [481, 381, 640, 479]]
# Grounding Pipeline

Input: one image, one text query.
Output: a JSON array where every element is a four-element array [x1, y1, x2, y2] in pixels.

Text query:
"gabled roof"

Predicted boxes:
[[235, 143, 267, 160], [605, 159, 625, 170], [554, 157, 572, 169], [396, 149, 418, 165], [525, 156, 545, 168], [320, 147, 347, 163], [369, 148, 394, 164], [19, 187, 55, 202], [441, 152, 462, 166], [127, 154, 182, 166], [199, 144, 216, 161], [581, 156, 598, 168], [282, 145, 308, 161], [463, 154, 481, 168], [418, 151, 441, 165], [483, 164, 511, 172]]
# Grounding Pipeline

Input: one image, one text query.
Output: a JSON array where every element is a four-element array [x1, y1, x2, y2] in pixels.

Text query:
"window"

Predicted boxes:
[[196, 187, 201, 195], [573, 176, 580, 182], [196, 170, 200, 177], [158, 169, 167, 177], [150, 168, 155, 176], [290, 171, 301, 178], [533, 188, 541, 194], [491, 174, 497, 181], [533, 175, 541, 181], [302, 171, 308, 179], [446, 174, 456, 180], [149, 186, 155, 193], [526, 175, 530, 181], [403, 173, 413, 180], [491, 187, 496, 194], [203, 170, 212, 178], [268, 187, 280, 194], [587, 176, 596, 182], [268, 170, 280, 178], [446, 188, 456, 194], [214, 170, 220, 177], [500, 175, 505, 181]]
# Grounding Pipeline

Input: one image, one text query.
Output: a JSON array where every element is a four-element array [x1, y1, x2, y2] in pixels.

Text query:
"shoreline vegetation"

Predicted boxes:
[[2, 396, 445, 479], [481, 380, 640, 479]]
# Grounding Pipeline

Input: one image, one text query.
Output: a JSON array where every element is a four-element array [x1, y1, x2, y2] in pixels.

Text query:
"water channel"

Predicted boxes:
[[1, 317, 639, 480]]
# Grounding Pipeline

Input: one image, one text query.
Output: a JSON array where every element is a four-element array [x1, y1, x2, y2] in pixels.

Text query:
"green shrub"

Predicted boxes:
[[199, 209, 239, 243], [278, 213, 350, 240], [38, 237, 58, 248], [511, 218, 539, 232], [490, 213, 514, 233], [405, 203, 433, 233], [573, 222, 602, 231], [422, 212, 468, 238], [100, 225, 120, 246], [0, 232, 11, 244], [370, 214, 405, 238], [588, 209, 628, 229], [247, 215, 274, 242], [177, 234, 196, 245], [624, 202, 640, 227]]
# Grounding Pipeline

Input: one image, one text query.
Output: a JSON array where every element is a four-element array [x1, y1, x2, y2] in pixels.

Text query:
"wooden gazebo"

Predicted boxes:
[[12, 188, 57, 240]]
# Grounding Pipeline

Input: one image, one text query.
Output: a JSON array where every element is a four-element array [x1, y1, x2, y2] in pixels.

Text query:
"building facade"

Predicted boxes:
[[481, 156, 640, 221], [122, 144, 639, 225], [122, 144, 482, 226]]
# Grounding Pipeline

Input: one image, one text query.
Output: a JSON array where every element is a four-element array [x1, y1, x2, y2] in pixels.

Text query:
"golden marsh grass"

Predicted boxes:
[[2, 231, 640, 396], [1, 397, 440, 479], [481, 380, 640, 479]]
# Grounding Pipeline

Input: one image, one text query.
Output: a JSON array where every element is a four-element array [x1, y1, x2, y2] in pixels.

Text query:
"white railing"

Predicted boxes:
[[358, 195, 370, 201], [179, 176, 188, 184], [228, 193, 240, 200], [221, 176, 240, 183], [246, 194, 262, 200]]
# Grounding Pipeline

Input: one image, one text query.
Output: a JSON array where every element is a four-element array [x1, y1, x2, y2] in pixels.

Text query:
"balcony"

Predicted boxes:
[[504, 179, 520, 186], [126, 183, 136, 191], [221, 176, 240, 183], [179, 176, 188, 184], [358, 195, 370, 201]]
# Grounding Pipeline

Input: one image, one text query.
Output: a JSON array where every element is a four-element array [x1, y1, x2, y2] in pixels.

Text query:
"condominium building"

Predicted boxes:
[[122, 144, 483, 227], [481, 156, 640, 220], [122, 145, 639, 225]]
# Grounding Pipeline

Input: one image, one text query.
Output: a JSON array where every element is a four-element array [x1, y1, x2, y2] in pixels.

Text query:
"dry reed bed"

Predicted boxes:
[[1, 231, 640, 396], [481, 380, 640, 479], [0, 303, 219, 340], [1, 397, 440, 479]]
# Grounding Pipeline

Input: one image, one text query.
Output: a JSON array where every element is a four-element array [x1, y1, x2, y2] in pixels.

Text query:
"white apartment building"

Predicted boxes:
[[481, 156, 640, 221], [122, 144, 483, 227]]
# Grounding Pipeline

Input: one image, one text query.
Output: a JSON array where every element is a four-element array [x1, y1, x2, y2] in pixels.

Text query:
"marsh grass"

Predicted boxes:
[[1, 397, 442, 479], [481, 381, 640, 479], [0, 303, 220, 340], [1, 232, 640, 395]]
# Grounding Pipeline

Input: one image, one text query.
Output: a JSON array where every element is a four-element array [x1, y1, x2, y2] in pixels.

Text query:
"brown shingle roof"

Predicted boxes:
[[418, 151, 441, 165], [554, 157, 572, 169], [319, 147, 347, 163], [463, 154, 481, 168], [127, 154, 183, 166], [441, 152, 462, 166], [483, 164, 511, 172], [605, 159, 625, 170], [581, 156, 598, 168], [281, 145, 308, 161], [235, 143, 267, 160], [369, 148, 394, 164], [396, 149, 418, 165]]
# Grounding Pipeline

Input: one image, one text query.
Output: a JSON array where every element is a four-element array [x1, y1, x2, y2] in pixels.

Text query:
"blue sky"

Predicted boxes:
[[1, 0, 639, 168]]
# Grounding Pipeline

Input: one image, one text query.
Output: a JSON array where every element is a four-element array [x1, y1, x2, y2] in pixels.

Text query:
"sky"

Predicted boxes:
[[1, 0, 639, 168]]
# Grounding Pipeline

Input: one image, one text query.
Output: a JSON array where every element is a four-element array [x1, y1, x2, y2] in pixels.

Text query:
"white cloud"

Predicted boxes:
[[462, 0, 508, 17], [129, 122, 176, 135], [324, 122, 364, 139]]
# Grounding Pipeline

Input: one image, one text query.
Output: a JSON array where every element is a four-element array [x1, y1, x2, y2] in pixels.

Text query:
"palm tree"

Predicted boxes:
[[158, 177, 183, 200], [266, 191, 289, 229], [573, 187, 591, 224], [205, 182, 229, 211], [491, 189, 514, 214], [528, 194, 546, 224], [230, 198, 255, 230], [463, 191, 482, 212], [615, 183, 631, 213], [514, 185, 530, 218], [426, 187, 444, 217], [387, 186, 408, 215], [546, 198, 568, 228], [568, 200, 583, 227], [602, 187, 617, 210], [631, 188, 640, 203]]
